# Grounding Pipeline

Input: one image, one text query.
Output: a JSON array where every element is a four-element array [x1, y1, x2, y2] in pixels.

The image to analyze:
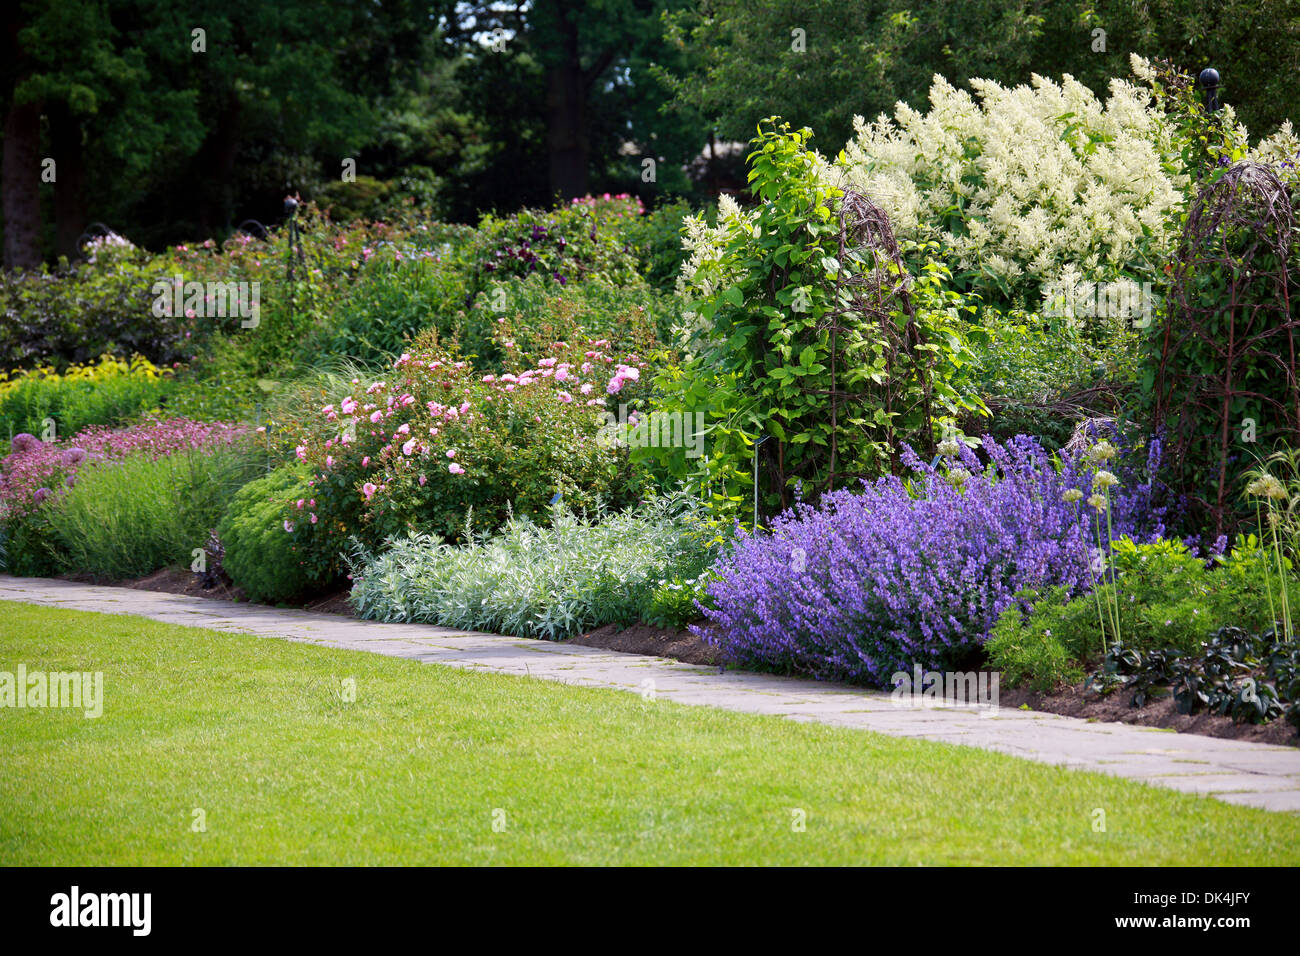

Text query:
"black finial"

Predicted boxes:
[[283, 196, 299, 216], [1199, 68, 1221, 112]]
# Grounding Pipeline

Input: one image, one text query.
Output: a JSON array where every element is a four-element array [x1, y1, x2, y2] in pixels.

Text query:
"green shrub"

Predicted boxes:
[[218, 464, 332, 604], [665, 120, 986, 520], [622, 198, 698, 291], [283, 329, 646, 582], [986, 592, 1085, 692], [638, 568, 717, 630], [44, 445, 262, 580], [314, 169, 445, 223], [0, 250, 206, 372], [0, 515, 60, 577], [0, 356, 178, 444], [965, 309, 1135, 452], [988, 536, 1291, 689], [313, 255, 471, 368], [349, 498, 717, 639], [468, 195, 645, 295], [472, 273, 678, 370]]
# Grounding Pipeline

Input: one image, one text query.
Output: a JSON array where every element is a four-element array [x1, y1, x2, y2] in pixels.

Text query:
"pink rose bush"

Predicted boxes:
[[281, 329, 647, 578]]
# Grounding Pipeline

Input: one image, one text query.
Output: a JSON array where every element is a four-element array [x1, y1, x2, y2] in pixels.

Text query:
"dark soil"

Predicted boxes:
[[566, 622, 721, 666], [113, 568, 354, 616], [999, 682, 1299, 747], [123, 567, 245, 602]]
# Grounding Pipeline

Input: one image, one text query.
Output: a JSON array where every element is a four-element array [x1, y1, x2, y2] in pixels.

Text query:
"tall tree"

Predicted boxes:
[[445, 0, 697, 201], [660, 0, 1300, 154]]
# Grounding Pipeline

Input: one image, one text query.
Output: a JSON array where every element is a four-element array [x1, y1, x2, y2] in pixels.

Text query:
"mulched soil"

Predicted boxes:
[[123, 567, 245, 602], [78, 570, 1300, 746], [116, 568, 354, 616], [565, 622, 721, 665], [999, 682, 1299, 747]]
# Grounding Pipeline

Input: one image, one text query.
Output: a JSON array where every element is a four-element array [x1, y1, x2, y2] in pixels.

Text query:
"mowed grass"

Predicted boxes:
[[1, 601, 1298, 865]]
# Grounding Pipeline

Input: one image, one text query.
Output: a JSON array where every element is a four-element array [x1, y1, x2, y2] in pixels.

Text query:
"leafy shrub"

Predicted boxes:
[[218, 464, 332, 604], [313, 251, 470, 368], [44, 445, 262, 580], [0, 255, 207, 372], [622, 198, 697, 291], [161, 356, 265, 424], [280, 330, 646, 582], [315, 170, 445, 223], [0, 355, 177, 443], [639, 567, 717, 630], [990, 535, 1287, 689], [476, 273, 676, 371], [469, 194, 645, 291], [349, 498, 717, 639], [984, 596, 1085, 692], [671, 123, 985, 519], [1106, 536, 1275, 652], [157, 204, 472, 380], [965, 309, 1136, 452], [700, 435, 1119, 685]]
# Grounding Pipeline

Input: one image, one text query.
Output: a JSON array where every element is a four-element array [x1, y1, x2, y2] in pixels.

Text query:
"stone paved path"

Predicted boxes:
[[4, 574, 1300, 812]]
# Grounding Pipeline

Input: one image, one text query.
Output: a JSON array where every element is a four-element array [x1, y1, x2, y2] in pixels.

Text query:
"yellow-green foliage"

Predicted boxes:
[[0, 355, 177, 445]]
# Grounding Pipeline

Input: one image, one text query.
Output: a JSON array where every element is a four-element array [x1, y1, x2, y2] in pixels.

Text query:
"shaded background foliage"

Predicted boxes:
[[3, 0, 1298, 264]]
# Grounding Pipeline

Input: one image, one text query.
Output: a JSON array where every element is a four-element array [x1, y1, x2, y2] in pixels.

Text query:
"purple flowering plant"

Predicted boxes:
[[697, 433, 1159, 685]]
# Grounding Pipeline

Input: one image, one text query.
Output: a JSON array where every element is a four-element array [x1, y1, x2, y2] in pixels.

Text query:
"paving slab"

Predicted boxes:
[[3, 574, 1299, 812]]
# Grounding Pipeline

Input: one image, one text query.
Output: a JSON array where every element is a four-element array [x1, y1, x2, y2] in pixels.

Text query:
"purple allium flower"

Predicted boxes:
[[10, 433, 40, 455]]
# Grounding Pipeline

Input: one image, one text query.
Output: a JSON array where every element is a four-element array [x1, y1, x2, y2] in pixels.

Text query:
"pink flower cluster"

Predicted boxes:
[[294, 337, 647, 515], [0, 419, 249, 518], [568, 193, 645, 219]]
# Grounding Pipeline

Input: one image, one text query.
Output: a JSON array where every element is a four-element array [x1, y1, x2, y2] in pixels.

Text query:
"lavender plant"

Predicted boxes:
[[699, 434, 1151, 685]]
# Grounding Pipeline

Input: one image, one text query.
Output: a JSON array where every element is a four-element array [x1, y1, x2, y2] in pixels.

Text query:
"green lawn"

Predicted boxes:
[[1, 600, 1297, 865]]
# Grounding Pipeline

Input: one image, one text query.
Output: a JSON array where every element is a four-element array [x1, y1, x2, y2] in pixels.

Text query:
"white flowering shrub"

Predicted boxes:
[[834, 61, 1189, 310]]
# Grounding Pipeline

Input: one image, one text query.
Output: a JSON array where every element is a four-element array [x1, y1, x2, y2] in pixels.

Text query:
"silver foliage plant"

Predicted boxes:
[[346, 496, 714, 640]]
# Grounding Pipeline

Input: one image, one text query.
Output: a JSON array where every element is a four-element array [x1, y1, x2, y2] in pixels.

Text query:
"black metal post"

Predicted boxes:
[[1199, 68, 1221, 113], [284, 196, 302, 282]]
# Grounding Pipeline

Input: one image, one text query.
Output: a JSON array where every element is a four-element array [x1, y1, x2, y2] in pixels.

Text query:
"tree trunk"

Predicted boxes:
[[50, 104, 87, 260], [198, 94, 241, 236], [3, 98, 43, 269], [545, 53, 588, 199]]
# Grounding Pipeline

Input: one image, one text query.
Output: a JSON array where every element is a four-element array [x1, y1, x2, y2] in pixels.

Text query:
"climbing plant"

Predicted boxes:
[[662, 120, 984, 523], [1148, 162, 1300, 536]]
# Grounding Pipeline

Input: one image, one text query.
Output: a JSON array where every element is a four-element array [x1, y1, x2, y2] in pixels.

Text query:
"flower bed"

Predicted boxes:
[[699, 435, 1153, 684]]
